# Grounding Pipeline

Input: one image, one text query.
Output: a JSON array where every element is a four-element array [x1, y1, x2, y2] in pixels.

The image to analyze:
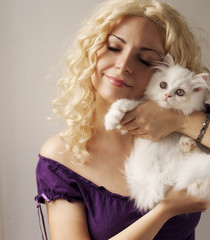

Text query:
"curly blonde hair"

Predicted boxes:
[[51, 0, 209, 163]]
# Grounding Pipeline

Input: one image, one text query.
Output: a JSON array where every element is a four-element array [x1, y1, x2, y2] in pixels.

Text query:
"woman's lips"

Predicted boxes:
[[106, 75, 132, 88]]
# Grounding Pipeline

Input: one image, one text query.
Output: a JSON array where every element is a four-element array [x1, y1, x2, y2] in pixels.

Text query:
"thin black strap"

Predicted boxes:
[[37, 201, 48, 240]]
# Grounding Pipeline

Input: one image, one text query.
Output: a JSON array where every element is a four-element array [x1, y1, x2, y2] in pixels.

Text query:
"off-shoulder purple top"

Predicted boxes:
[[35, 155, 201, 240]]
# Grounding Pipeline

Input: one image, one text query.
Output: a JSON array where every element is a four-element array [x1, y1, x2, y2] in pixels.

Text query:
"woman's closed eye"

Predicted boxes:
[[138, 58, 153, 67], [107, 46, 121, 52]]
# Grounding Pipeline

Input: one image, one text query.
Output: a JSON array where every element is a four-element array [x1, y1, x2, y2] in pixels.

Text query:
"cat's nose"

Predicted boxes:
[[165, 93, 171, 98]]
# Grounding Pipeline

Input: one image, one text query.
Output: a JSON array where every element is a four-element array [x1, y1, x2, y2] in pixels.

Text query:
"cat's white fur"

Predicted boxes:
[[105, 54, 210, 211]]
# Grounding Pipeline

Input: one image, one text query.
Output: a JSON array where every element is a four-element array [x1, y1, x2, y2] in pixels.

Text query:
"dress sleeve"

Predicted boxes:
[[35, 155, 84, 204]]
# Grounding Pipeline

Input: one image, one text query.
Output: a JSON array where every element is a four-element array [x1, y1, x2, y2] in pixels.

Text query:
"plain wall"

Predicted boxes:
[[1, 0, 210, 239]]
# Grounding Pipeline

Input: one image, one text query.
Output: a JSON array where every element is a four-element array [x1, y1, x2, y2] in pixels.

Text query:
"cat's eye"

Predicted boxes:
[[176, 89, 185, 96], [160, 81, 167, 89]]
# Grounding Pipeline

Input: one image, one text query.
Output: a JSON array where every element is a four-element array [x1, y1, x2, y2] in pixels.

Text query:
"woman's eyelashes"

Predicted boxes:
[[138, 58, 152, 66], [107, 46, 121, 52], [108, 47, 120, 52]]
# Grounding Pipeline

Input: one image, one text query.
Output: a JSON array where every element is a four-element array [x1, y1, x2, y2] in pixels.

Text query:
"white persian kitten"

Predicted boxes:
[[105, 54, 210, 211]]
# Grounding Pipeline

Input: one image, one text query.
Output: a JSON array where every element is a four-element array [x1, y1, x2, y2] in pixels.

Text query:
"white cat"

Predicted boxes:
[[105, 54, 210, 211]]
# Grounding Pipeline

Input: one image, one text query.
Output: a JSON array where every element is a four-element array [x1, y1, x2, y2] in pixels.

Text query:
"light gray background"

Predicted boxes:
[[1, 0, 210, 239]]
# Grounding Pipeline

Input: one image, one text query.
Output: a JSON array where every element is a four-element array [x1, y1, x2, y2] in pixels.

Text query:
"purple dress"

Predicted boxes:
[[35, 155, 201, 240]]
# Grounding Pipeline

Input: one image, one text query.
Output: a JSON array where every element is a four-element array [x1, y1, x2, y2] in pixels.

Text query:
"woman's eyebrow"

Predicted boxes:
[[108, 34, 126, 44]]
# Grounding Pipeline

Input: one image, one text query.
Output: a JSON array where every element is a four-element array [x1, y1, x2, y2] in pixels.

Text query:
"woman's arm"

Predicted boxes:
[[109, 188, 209, 240], [180, 111, 210, 147], [46, 199, 91, 240], [45, 189, 209, 240], [109, 203, 169, 240], [121, 101, 210, 148]]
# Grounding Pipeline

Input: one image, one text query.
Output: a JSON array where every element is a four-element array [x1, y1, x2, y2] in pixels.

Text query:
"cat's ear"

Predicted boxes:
[[163, 53, 175, 67], [192, 73, 209, 92], [196, 73, 209, 82]]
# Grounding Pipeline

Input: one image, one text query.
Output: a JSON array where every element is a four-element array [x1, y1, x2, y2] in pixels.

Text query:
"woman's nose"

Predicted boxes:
[[115, 52, 133, 74]]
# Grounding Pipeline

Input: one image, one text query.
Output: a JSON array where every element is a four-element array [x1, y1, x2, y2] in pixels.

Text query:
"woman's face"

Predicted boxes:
[[91, 16, 165, 104]]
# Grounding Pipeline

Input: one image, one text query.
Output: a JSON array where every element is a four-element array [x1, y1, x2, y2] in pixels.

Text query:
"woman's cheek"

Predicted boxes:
[[90, 72, 98, 90]]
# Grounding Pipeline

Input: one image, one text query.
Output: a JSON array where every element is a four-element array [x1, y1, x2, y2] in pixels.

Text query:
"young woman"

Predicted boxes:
[[35, 0, 210, 239]]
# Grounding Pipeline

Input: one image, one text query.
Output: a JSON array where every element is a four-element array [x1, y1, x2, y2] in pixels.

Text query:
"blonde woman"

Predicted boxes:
[[35, 0, 210, 239]]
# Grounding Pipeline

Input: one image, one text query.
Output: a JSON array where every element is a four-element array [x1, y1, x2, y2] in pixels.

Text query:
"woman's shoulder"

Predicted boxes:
[[39, 135, 86, 174], [40, 134, 72, 165], [36, 135, 89, 205]]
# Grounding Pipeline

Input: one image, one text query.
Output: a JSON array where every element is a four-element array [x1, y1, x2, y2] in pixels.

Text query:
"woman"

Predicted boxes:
[[35, 0, 210, 239]]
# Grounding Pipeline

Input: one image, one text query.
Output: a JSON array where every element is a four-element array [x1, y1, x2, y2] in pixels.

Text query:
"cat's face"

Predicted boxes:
[[144, 65, 207, 115]]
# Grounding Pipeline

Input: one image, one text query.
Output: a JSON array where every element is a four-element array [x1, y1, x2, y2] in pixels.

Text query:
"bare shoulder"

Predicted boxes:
[[40, 134, 69, 163], [40, 135, 96, 183]]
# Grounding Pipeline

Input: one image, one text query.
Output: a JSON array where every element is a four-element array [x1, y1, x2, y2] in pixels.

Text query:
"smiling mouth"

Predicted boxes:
[[106, 75, 132, 88]]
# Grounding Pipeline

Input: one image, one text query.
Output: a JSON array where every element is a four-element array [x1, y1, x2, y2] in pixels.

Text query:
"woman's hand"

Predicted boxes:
[[120, 100, 210, 147], [159, 188, 210, 218], [121, 101, 183, 141]]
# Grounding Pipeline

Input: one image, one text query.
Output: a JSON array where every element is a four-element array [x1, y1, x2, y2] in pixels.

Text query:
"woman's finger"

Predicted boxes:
[[121, 118, 138, 130], [121, 109, 137, 125]]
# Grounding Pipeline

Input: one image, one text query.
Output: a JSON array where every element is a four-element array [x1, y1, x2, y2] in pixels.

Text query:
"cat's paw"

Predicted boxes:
[[104, 99, 140, 131], [179, 136, 198, 154], [104, 111, 122, 131], [187, 179, 210, 200], [114, 98, 140, 112], [104, 101, 125, 131]]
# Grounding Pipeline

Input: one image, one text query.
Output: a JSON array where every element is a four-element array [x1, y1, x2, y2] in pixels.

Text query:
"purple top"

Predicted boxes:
[[35, 155, 201, 240]]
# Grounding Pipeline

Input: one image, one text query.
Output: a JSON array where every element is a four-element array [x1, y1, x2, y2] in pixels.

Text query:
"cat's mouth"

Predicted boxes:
[[159, 100, 171, 108]]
